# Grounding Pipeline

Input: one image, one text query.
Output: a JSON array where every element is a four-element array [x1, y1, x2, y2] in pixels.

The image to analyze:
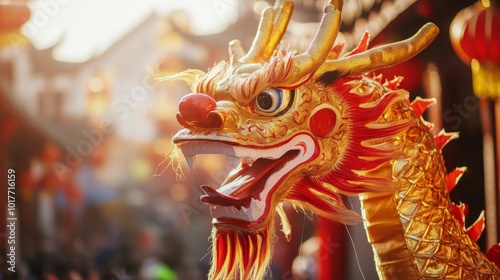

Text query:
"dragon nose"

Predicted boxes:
[[176, 93, 223, 128]]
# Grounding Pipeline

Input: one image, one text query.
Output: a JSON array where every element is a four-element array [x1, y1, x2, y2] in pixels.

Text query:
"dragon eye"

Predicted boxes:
[[253, 88, 293, 116]]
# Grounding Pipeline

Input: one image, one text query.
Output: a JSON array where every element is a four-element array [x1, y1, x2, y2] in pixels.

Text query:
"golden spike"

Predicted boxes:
[[314, 22, 439, 81], [291, 4, 342, 81]]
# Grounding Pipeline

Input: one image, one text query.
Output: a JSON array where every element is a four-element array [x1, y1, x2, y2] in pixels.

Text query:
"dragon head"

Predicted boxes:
[[165, 1, 438, 278]]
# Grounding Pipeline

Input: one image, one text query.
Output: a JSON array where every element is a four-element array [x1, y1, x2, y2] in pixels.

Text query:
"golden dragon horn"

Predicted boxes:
[[262, 0, 294, 59], [314, 22, 440, 81], [291, 3, 342, 81], [231, 0, 294, 65], [331, 0, 343, 11]]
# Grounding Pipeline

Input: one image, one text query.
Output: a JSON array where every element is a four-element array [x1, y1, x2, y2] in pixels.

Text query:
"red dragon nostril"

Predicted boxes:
[[178, 93, 223, 128], [204, 111, 223, 128]]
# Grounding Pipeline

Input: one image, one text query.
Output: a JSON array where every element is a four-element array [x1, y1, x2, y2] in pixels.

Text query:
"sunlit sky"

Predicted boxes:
[[23, 0, 238, 62]]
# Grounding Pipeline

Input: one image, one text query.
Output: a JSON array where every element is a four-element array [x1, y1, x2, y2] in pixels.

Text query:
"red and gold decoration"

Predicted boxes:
[[164, 0, 500, 278], [450, 0, 500, 99], [450, 0, 500, 249]]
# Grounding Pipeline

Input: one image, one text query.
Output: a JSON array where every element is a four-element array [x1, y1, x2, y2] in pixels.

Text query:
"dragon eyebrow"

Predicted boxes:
[[220, 48, 297, 103]]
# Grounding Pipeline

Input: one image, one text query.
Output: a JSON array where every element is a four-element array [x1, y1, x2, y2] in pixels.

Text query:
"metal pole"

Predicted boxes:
[[479, 98, 498, 248]]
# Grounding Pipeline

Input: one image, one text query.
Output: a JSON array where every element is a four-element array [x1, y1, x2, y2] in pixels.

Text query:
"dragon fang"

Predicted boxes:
[[164, 0, 500, 279]]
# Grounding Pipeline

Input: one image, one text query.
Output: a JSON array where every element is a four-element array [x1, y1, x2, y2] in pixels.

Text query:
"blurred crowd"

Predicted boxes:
[[1, 137, 213, 280]]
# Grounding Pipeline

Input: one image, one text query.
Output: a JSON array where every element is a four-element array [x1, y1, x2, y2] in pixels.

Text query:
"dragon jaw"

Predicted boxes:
[[173, 132, 318, 229]]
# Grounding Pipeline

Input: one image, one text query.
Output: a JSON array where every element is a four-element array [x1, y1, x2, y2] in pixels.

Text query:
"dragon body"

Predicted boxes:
[[165, 0, 500, 278], [357, 82, 499, 278]]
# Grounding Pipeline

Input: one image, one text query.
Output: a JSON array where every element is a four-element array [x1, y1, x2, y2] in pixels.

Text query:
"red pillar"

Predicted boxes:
[[316, 218, 346, 280]]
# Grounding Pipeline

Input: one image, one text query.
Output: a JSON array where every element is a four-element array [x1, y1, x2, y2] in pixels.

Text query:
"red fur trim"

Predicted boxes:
[[287, 178, 361, 224], [210, 227, 272, 280], [285, 76, 416, 222], [320, 78, 412, 193]]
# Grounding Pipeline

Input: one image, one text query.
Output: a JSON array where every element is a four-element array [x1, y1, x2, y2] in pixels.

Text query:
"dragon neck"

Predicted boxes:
[[358, 105, 500, 278]]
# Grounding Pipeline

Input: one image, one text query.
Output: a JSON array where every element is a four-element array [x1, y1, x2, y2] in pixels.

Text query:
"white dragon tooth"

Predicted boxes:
[[235, 208, 248, 220], [255, 198, 264, 210], [225, 144, 235, 156], [184, 155, 197, 171], [227, 155, 241, 168], [206, 142, 219, 154], [180, 143, 194, 157]]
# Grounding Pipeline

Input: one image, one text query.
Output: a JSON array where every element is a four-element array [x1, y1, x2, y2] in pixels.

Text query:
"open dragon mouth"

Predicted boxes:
[[174, 133, 317, 228]]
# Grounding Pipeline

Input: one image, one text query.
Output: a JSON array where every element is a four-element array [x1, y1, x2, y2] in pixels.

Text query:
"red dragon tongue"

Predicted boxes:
[[200, 150, 301, 211], [200, 185, 253, 209], [200, 151, 299, 206]]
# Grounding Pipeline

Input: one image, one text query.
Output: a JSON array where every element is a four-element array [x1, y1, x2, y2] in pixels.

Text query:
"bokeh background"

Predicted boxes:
[[0, 0, 492, 279]]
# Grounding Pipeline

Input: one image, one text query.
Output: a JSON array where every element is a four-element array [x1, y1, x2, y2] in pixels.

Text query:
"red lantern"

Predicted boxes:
[[450, 0, 500, 250], [450, 1, 500, 98]]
